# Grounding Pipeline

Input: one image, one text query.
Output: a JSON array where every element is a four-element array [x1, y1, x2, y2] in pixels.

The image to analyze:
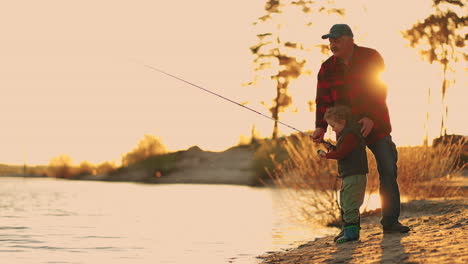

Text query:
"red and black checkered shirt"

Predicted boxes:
[[315, 44, 391, 145]]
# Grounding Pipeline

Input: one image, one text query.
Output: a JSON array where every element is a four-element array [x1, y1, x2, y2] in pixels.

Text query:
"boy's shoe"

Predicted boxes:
[[335, 225, 359, 244], [333, 229, 344, 242], [383, 222, 410, 233], [334, 222, 360, 242]]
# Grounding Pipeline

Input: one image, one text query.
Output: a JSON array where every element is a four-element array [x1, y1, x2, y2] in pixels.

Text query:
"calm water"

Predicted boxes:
[[0, 177, 335, 264]]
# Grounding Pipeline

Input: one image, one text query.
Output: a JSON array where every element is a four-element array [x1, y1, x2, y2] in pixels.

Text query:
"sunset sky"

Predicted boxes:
[[1, 0, 466, 165]]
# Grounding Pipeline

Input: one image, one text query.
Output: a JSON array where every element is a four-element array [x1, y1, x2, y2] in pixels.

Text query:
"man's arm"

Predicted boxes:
[[325, 133, 359, 160]]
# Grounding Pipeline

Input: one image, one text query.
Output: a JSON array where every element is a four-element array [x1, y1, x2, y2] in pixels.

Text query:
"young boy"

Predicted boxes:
[[318, 105, 368, 243]]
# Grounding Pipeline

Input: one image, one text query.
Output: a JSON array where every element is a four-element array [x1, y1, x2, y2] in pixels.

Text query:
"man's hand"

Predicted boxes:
[[312, 128, 326, 143], [358, 117, 374, 137]]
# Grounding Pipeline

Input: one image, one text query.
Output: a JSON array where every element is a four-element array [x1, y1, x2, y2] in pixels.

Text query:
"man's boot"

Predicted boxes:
[[383, 222, 410, 233]]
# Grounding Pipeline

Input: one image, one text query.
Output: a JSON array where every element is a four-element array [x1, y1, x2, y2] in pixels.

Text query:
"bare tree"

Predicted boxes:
[[402, 0, 467, 137], [247, 0, 343, 139]]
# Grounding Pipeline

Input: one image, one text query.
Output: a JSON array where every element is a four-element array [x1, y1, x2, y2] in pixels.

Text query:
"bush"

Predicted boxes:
[[432, 134, 468, 167], [254, 134, 341, 225], [397, 141, 466, 199], [95, 161, 117, 175], [252, 137, 291, 183], [47, 155, 74, 178], [257, 133, 466, 226], [122, 134, 167, 166]]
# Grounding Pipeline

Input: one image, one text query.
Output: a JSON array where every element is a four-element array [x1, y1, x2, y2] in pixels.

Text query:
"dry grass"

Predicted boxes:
[[396, 143, 466, 198], [258, 134, 466, 226]]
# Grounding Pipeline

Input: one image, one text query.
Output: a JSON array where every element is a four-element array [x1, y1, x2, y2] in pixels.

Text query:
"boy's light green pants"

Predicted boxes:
[[340, 174, 367, 225]]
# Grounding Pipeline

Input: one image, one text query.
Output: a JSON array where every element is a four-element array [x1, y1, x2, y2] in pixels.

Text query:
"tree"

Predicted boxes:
[[96, 161, 116, 174], [402, 0, 467, 137], [121, 134, 167, 166], [77, 161, 95, 176], [48, 154, 73, 178], [247, 0, 343, 139]]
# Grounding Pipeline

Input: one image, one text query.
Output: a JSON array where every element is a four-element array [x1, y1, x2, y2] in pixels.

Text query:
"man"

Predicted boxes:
[[312, 24, 410, 234]]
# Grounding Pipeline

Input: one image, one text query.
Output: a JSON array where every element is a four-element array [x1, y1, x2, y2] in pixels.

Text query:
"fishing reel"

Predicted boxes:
[[317, 140, 336, 155]]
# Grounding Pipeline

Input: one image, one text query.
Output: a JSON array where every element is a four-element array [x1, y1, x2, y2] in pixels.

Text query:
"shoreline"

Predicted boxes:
[[75, 145, 261, 186], [257, 197, 467, 263]]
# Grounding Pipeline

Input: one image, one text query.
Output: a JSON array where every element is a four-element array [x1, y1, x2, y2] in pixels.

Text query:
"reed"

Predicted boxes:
[[258, 134, 466, 226]]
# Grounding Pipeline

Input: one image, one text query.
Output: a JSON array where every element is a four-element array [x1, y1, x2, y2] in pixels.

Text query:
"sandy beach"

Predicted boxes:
[[257, 197, 467, 263]]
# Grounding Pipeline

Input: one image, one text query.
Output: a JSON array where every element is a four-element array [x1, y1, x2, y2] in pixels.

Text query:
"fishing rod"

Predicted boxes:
[[143, 64, 336, 150]]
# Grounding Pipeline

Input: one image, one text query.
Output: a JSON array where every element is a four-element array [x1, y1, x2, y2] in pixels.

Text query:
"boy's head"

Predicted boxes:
[[324, 105, 352, 134]]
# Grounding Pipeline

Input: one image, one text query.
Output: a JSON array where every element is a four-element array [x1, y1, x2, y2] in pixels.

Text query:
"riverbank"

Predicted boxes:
[[78, 145, 260, 185], [257, 197, 467, 263]]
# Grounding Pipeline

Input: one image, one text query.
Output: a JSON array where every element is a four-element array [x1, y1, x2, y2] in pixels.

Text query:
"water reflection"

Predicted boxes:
[[0, 177, 334, 263]]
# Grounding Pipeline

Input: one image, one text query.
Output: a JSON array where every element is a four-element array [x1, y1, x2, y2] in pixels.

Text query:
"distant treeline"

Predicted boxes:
[[0, 134, 167, 179], [0, 164, 26, 175]]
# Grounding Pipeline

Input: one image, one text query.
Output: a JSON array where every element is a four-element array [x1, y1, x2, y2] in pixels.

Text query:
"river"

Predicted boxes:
[[0, 177, 335, 263]]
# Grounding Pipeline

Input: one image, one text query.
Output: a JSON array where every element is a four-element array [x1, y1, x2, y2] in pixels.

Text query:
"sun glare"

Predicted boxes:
[[361, 193, 381, 212], [361, 193, 410, 213]]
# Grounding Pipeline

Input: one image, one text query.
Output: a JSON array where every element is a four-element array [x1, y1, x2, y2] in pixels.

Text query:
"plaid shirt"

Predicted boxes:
[[315, 44, 391, 145]]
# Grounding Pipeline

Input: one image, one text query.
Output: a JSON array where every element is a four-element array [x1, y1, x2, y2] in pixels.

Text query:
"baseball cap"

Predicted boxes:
[[321, 24, 354, 39]]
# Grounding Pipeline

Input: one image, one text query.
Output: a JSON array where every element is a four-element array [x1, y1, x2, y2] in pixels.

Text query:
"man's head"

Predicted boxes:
[[322, 24, 354, 59], [324, 105, 351, 134]]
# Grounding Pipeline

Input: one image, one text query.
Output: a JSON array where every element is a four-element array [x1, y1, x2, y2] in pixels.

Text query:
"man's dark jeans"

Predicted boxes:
[[368, 135, 400, 227]]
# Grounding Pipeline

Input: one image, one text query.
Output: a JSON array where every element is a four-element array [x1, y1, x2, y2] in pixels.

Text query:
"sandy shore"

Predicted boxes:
[[257, 197, 467, 263]]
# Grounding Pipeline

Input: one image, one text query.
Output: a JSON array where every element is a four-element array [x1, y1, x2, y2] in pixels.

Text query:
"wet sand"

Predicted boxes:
[[257, 197, 467, 264]]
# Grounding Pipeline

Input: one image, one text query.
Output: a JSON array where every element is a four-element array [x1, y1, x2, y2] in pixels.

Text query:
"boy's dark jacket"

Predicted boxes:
[[336, 120, 368, 177]]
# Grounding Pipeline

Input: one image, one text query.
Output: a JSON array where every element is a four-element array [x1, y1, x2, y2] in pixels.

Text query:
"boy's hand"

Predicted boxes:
[[317, 149, 327, 158]]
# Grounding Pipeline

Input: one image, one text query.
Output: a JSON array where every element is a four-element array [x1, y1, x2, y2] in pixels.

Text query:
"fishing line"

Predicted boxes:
[[142, 63, 335, 148], [143, 64, 312, 133]]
